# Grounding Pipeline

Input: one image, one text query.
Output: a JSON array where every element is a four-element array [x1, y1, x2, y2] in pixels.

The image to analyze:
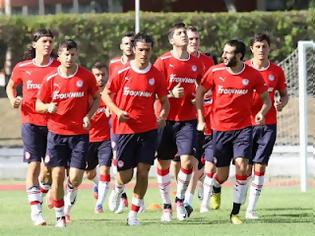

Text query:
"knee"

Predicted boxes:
[[85, 170, 96, 180]]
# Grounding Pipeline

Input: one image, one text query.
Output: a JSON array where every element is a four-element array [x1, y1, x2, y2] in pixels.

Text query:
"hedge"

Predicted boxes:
[[0, 10, 314, 70]]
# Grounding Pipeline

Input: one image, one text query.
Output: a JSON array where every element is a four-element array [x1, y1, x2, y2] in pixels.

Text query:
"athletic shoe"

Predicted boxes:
[[175, 198, 187, 221], [160, 204, 172, 222], [230, 214, 243, 224], [127, 216, 141, 226], [108, 190, 122, 212], [95, 204, 104, 214], [199, 205, 209, 213], [55, 216, 66, 228], [31, 212, 46, 226], [115, 196, 129, 214], [184, 203, 193, 217], [92, 184, 98, 200], [210, 192, 221, 210], [245, 210, 259, 220]]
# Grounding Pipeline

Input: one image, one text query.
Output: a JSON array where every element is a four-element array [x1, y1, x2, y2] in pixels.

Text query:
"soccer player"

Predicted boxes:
[[154, 22, 203, 222], [36, 39, 99, 227], [84, 62, 112, 214], [108, 32, 135, 213], [245, 33, 288, 219], [182, 25, 216, 212], [102, 32, 169, 226], [195, 39, 271, 224], [6, 29, 59, 226]]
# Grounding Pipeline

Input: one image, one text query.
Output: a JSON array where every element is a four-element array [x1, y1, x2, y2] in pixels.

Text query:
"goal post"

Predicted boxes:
[[298, 41, 315, 192]]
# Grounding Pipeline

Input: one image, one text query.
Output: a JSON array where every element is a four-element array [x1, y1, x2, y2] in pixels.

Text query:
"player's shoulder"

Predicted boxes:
[[269, 61, 284, 73], [117, 64, 131, 75], [109, 56, 122, 65], [209, 63, 226, 73], [45, 69, 59, 82], [50, 59, 60, 67], [15, 60, 33, 69], [158, 52, 172, 61]]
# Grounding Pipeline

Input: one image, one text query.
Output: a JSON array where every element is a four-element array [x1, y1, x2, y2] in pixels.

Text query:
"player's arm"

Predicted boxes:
[[156, 95, 170, 128], [255, 91, 272, 125], [101, 87, 129, 122], [83, 92, 100, 129], [6, 79, 22, 109], [195, 84, 207, 131], [275, 89, 289, 112], [35, 99, 57, 114]]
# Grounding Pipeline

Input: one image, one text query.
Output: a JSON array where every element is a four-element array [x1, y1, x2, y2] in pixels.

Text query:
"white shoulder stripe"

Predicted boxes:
[[211, 67, 225, 72], [160, 55, 172, 60], [46, 72, 58, 81], [110, 58, 121, 64], [18, 61, 33, 67], [118, 66, 130, 74]]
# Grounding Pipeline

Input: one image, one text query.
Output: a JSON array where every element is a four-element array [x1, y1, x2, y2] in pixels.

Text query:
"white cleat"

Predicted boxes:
[[55, 217, 66, 228], [127, 216, 141, 226], [176, 201, 188, 221], [115, 198, 126, 214], [108, 190, 122, 212], [31, 212, 47, 226], [199, 205, 209, 213], [246, 210, 259, 220], [160, 209, 172, 222]]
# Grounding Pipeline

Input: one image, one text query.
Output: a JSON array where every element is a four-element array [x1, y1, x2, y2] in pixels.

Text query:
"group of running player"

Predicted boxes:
[[6, 22, 288, 228]]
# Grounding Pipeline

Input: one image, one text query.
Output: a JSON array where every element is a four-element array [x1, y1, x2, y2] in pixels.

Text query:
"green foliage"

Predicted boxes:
[[0, 11, 313, 70]]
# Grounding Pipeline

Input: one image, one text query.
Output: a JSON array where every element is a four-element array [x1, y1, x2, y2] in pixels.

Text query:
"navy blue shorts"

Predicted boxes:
[[22, 124, 48, 163], [115, 129, 158, 171], [250, 124, 277, 165], [204, 134, 215, 164], [45, 132, 89, 169], [157, 120, 197, 160], [85, 140, 113, 170], [213, 127, 253, 167]]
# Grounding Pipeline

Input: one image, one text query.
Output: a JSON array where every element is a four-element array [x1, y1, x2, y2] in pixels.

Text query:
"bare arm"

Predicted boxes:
[[255, 91, 272, 125], [156, 96, 170, 128], [83, 93, 100, 129], [275, 88, 289, 112], [195, 84, 207, 131], [101, 87, 129, 122], [35, 99, 57, 114], [6, 80, 22, 108]]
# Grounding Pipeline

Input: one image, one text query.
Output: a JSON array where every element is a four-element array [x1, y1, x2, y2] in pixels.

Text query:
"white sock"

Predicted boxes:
[[39, 181, 50, 200], [201, 172, 214, 207], [64, 181, 78, 215], [157, 168, 171, 205], [184, 192, 194, 206], [96, 174, 110, 206], [53, 199, 65, 218], [129, 197, 142, 218], [27, 186, 42, 214], [176, 168, 193, 200], [233, 175, 248, 204], [247, 172, 265, 212]]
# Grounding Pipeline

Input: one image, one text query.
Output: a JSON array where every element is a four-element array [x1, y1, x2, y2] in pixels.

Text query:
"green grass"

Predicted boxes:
[[0, 181, 314, 236]]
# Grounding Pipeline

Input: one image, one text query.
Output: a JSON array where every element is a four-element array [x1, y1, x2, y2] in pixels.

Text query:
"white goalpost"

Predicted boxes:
[[277, 40, 315, 192]]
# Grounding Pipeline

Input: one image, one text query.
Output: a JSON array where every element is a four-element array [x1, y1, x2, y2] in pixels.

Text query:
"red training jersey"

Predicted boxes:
[[109, 56, 128, 81], [203, 94, 213, 136], [10, 58, 60, 126], [245, 60, 287, 125], [197, 52, 215, 73], [38, 66, 99, 135], [154, 52, 203, 121], [107, 61, 168, 134], [201, 63, 267, 131], [89, 96, 111, 142]]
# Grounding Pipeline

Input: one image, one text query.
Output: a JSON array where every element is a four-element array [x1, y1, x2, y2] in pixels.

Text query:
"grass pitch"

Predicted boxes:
[[0, 180, 313, 236]]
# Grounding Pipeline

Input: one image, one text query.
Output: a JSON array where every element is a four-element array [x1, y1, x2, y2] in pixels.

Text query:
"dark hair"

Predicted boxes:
[[58, 39, 78, 52], [133, 32, 154, 48], [187, 25, 198, 32], [23, 28, 55, 60], [92, 61, 108, 70], [123, 31, 135, 38], [225, 39, 246, 60], [249, 33, 271, 47], [168, 22, 186, 41]]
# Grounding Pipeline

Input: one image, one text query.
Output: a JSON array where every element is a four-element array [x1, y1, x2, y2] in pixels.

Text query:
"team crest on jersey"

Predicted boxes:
[[268, 74, 275, 81], [192, 65, 197, 72], [242, 79, 249, 86], [117, 160, 124, 168], [25, 152, 31, 160], [76, 80, 83, 88], [149, 78, 155, 86], [44, 154, 50, 164]]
